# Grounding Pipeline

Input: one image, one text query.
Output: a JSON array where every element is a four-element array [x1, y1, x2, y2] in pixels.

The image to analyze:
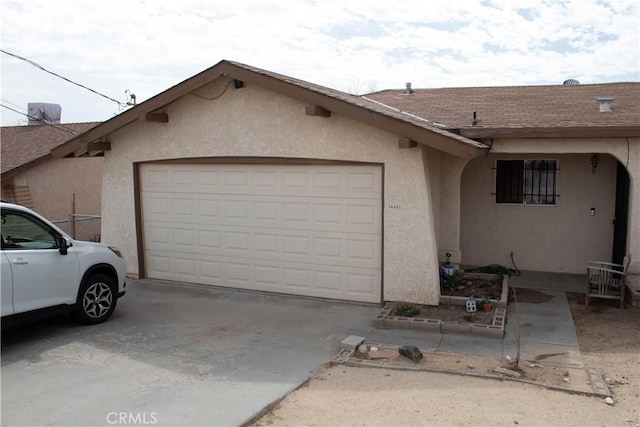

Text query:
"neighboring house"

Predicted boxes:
[[51, 60, 639, 306], [1, 122, 103, 221]]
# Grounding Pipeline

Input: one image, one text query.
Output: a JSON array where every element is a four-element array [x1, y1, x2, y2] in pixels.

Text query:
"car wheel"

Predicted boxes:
[[73, 274, 117, 325]]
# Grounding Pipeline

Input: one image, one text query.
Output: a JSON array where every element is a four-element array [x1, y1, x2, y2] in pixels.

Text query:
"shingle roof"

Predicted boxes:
[[1, 122, 99, 178], [365, 82, 640, 138], [52, 60, 490, 160]]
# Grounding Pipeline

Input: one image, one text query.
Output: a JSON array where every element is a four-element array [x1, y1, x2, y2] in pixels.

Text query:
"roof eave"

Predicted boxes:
[[52, 61, 489, 159], [1, 154, 52, 180], [461, 126, 640, 139]]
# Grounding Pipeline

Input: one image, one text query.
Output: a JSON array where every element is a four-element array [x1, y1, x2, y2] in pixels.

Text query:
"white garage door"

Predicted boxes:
[[140, 163, 382, 303]]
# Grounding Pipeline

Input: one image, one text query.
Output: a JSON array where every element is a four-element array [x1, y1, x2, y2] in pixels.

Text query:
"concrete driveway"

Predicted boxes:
[[1, 280, 379, 426]]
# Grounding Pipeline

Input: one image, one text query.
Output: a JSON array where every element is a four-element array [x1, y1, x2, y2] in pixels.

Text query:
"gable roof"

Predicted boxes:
[[51, 60, 489, 159], [1, 122, 100, 179], [366, 83, 640, 139]]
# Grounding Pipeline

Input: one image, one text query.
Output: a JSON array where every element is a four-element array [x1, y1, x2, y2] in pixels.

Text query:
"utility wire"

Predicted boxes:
[[1, 104, 80, 135], [1, 49, 130, 109], [0, 97, 27, 112]]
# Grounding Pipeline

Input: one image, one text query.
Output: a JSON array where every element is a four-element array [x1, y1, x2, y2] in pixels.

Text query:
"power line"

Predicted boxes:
[[1, 104, 80, 135], [0, 98, 27, 112], [1, 49, 134, 109]]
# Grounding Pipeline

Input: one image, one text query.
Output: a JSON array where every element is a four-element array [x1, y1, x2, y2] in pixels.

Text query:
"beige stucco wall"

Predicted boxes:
[[2, 158, 103, 220], [426, 149, 469, 266], [100, 78, 441, 305], [452, 135, 638, 279], [461, 153, 616, 273]]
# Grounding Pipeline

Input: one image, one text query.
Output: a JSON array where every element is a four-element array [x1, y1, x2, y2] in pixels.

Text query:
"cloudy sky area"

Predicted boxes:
[[1, 0, 639, 125]]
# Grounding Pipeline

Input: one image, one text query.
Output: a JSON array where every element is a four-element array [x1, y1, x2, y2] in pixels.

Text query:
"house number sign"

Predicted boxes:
[[388, 204, 401, 209]]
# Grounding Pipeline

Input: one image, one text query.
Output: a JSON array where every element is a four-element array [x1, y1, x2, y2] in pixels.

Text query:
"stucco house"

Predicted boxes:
[[51, 60, 639, 306], [1, 122, 103, 221]]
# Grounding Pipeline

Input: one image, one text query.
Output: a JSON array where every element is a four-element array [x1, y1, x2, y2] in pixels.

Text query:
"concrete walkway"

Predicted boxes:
[[367, 272, 584, 366], [1, 272, 586, 426]]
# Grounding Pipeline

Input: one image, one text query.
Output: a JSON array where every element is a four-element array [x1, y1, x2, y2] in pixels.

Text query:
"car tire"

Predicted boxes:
[[73, 274, 117, 325]]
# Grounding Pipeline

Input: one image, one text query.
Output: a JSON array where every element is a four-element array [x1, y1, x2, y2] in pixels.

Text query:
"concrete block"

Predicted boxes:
[[496, 275, 509, 308], [440, 321, 472, 334], [492, 308, 507, 328], [494, 366, 522, 378], [372, 314, 386, 328], [409, 317, 441, 332], [384, 316, 410, 329], [340, 335, 365, 350]]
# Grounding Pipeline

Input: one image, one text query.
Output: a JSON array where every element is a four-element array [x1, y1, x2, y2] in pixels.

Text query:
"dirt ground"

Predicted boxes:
[[411, 303, 495, 325], [251, 293, 640, 427]]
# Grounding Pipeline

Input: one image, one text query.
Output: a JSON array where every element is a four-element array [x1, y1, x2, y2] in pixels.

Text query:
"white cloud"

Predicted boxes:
[[1, 0, 638, 125]]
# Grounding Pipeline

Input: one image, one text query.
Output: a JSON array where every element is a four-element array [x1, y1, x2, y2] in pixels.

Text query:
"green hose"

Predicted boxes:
[[464, 252, 521, 276]]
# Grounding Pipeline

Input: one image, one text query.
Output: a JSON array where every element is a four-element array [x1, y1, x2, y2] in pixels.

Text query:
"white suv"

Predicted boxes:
[[1, 201, 126, 328]]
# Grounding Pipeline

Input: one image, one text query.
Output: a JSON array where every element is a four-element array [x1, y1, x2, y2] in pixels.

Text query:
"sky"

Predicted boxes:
[[1, 0, 639, 126]]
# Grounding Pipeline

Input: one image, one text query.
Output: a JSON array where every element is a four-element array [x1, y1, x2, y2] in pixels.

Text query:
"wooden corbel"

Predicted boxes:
[[145, 113, 169, 123], [398, 137, 418, 149], [305, 105, 331, 117]]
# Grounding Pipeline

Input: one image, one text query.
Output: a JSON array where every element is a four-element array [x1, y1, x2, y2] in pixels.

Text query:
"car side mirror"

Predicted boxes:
[[57, 236, 71, 255]]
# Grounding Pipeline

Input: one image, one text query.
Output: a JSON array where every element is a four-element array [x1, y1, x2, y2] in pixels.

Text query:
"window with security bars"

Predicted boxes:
[[495, 160, 558, 205]]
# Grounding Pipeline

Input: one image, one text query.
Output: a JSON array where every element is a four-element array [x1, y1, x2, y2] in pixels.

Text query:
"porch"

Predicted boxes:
[[509, 270, 640, 307]]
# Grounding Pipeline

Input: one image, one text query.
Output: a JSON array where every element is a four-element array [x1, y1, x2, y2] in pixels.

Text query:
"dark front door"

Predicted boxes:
[[612, 161, 630, 265]]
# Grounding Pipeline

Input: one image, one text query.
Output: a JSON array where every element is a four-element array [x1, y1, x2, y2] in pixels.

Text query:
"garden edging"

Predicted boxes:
[[372, 274, 509, 338]]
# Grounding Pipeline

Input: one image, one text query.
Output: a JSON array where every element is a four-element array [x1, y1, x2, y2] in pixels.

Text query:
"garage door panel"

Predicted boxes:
[[346, 272, 379, 297], [254, 264, 280, 288], [145, 250, 381, 303], [141, 163, 381, 303], [174, 228, 196, 247], [224, 230, 250, 251], [174, 257, 197, 277], [144, 224, 378, 269], [227, 262, 251, 283], [197, 199, 222, 217], [201, 260, 223, 280], [283, 267, 311, 289], [199, 230, 222, 249]]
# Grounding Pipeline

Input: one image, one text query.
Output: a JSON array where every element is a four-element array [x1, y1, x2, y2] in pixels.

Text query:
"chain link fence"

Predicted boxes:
[[51, 214, 102, 242]]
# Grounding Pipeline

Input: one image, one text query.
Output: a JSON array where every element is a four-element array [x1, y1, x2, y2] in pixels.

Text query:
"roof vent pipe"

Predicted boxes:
[[405, 82, 414, 94], [596, 97, 614, 112], [563, 79, 580, 85]]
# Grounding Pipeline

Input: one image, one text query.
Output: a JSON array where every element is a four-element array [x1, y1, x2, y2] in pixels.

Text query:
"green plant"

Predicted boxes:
[[394, 303, 421, 317]]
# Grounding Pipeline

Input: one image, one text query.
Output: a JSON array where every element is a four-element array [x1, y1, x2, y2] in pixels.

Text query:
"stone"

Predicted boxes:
[[369, 349, 397, 360], [354, 343, 370, 359], [494, 366, 522, 378], [398, 345, 423, 362], [340, 335, 365, 350]]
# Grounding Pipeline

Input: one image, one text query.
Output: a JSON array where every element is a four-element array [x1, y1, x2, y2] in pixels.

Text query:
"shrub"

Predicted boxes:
[[395, 304, 420, 317]]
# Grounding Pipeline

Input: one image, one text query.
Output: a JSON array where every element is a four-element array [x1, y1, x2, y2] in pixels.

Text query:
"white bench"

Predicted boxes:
[[586, 255, 631, 309]]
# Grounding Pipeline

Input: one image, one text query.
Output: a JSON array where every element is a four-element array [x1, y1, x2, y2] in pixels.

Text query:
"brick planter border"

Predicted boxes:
[[375, 300, 506, 338]]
